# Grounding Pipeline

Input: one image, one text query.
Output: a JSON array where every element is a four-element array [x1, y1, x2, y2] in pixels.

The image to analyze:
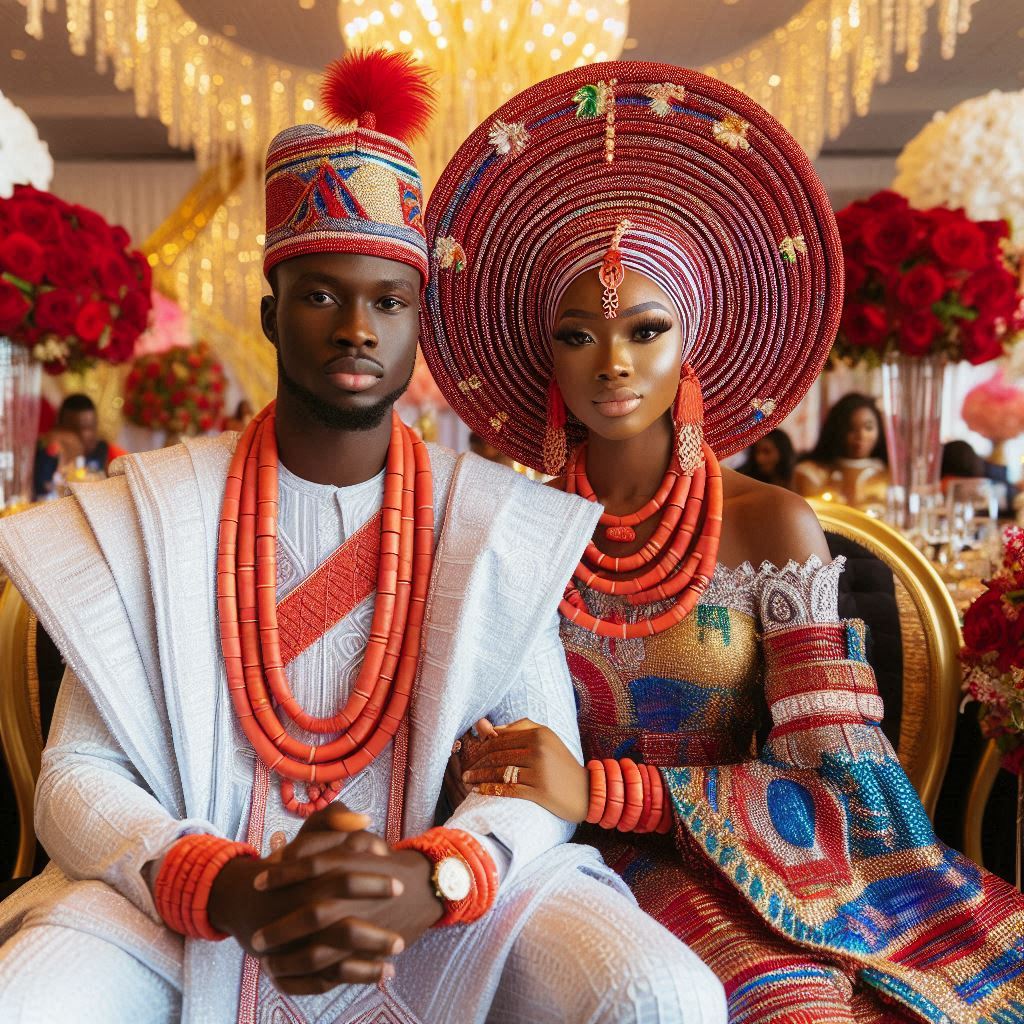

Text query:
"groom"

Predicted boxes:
[[0, 51, 724, 1024]]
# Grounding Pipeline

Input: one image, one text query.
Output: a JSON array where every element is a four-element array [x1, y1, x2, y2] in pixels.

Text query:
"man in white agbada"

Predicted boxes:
[[0, 51, 725, 1024]]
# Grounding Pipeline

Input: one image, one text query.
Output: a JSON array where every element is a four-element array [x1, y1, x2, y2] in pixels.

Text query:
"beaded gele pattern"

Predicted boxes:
[[420, 61, 843, 472]]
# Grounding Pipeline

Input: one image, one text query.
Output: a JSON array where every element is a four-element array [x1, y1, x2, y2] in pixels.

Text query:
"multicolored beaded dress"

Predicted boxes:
[[561, 555, 1024, 1024]]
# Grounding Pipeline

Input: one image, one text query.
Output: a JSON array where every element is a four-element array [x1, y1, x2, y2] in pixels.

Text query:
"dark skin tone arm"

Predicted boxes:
[[450, 268, 831, 819], [201, 252, 442, 993]]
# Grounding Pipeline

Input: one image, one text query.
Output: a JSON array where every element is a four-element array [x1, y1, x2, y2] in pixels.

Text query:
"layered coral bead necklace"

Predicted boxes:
[[217, 403, 434, 816], [560, 443, 723, 638]]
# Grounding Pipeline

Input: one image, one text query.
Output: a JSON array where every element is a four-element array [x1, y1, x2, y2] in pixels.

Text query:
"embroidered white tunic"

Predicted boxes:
[[0, 436, 726, 1024]]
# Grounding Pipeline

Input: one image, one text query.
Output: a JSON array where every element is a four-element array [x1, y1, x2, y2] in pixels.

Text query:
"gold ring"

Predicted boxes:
[[503, 765, 520, 785]]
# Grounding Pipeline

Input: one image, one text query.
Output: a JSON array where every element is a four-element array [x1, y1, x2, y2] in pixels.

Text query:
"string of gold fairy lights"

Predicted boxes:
[[701, 0, 979, 157], [21, 0, 321, 369]]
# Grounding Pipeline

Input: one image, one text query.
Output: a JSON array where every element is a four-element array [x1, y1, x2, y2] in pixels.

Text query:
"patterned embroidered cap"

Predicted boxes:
[[419, 62, 843, 469], [263, 50, 434, 282]]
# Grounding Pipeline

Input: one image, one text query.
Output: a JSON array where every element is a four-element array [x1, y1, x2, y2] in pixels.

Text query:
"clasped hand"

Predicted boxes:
[[207, 805, 440, 996]]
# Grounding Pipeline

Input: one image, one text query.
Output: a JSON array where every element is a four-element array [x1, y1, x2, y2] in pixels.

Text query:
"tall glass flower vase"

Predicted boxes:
[[879, 353, 946, 534], [0, 338, 42, 509]]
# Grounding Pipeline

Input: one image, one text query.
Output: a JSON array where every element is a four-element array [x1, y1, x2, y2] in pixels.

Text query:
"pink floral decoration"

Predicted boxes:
[[962, 370, 1024, 442], [134, 290, 189, 357]]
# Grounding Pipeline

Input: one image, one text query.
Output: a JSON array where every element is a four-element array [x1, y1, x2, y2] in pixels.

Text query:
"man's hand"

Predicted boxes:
[[207, 805, 407, 995]]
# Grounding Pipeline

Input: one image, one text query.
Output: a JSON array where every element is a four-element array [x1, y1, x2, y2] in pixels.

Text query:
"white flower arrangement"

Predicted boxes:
[[893, 89, 1024, 243], [0, 88, 53, 199]]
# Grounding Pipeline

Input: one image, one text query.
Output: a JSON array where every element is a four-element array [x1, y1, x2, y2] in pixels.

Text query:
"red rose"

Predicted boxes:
[[963, 589, 1012, 656], [126, 368, 141, 389], [13, 200, 64, 244], [117, 289, 151, 332], [864, 190, 910, 213], [978, 219, 1010, 253], [94, 251, 136, 300], [145, 361, 161, 380], [841, 302, 888, 349], [861, 209, 916, 267], [74, 300, 111, 343], [196, 394, 211, 410], [836, 204, 871, 246], [895, 264, 946, 309], [171, 389, 186, 405], [0, 280, 30, 335], [932, 219, 988, 270], [0, 232, 46, 284], [109, 225, 131, 249], [131, 251, 153, 292], [32, 289, 80, 336], [961, 316, 1003, 365], [898, 310, 941, 356], [211, 378, 225, 394], [42, 245, 90, 288], [844, 257, 868, 295], [186, 352, 202, 369], [108, 319, 138, 363], [1002, 744, 1024, 776], [199, 414, 215, 432], [960, 267, 1019, 320], [70, 204, 112, 243]]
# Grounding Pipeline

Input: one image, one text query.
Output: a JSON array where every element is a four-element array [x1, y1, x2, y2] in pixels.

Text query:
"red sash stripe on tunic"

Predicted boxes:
[[275, 510, 382, 667]]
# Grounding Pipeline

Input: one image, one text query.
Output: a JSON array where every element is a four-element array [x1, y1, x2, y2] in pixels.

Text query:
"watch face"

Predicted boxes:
[[435, 855, 473, 902]]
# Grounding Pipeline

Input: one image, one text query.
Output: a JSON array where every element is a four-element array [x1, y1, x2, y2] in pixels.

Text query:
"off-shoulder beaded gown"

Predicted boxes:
[[560, 556, 1024, 1024]]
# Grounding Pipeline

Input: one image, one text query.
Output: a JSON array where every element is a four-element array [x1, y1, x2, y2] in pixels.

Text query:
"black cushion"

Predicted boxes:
[[826, 531, 903, 746]]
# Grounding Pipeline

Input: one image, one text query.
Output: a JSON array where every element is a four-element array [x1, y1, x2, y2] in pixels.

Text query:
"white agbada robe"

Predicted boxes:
[[0, 434, 725, 1024]]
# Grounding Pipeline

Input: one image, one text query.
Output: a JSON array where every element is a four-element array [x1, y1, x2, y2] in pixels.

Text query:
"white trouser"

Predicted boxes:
[[0, 873, 724, 1024]]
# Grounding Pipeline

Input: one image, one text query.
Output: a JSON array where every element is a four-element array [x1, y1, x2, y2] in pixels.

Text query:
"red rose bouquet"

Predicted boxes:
[[123, 341, 226, 436], [0, 185, 152, 373], [961, 526, 1024, 773], [833, 190, 1024, 366]]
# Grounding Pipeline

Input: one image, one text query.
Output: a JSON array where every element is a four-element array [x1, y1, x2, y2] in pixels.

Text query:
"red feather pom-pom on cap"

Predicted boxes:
[[321, 49, 436, 144]]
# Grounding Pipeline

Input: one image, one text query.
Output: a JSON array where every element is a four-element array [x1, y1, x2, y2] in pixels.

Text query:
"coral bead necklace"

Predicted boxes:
[[217, 403, 434, 816], [560, 442, 723, 638]]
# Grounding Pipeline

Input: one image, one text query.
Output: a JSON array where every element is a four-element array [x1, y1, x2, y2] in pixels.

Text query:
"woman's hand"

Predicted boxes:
[[460, 718, 590, 824]]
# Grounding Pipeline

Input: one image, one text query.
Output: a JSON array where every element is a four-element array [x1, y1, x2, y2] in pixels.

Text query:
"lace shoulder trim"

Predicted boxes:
[[702, 555, 846, 629]]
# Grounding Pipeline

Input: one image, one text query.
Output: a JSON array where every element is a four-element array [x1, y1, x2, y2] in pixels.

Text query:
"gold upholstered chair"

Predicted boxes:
[[963, 740, 1012, 875], [810, 499, 963, 818], [0, 578, 44, 879]]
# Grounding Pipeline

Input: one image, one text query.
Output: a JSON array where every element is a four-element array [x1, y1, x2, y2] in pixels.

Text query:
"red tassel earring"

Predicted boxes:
[[673, 364, 705, 475], [543, 378, 569, 475]]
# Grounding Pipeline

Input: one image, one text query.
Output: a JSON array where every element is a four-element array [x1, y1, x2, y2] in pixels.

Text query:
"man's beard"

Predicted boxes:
[[277, 351, 413, 431]]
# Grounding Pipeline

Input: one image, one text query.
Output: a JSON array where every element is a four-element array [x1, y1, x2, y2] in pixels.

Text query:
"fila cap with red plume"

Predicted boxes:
[[263, 49, 436, 282]]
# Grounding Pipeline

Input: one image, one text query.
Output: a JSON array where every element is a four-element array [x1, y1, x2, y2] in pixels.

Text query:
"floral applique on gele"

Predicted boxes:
[[644, 83, 687, 117], [488, 119, 530, 158], [435, 236, 467, 272], [751, 398, 777, 423], [713, 115, 751, 151], [779, 235, 807, 264]]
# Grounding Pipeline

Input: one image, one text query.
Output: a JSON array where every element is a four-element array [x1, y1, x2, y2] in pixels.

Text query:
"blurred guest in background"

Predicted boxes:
[[33, 394, 126, 500], [793, 393, 889, 512], [737, 428, 795, 488], [941, 440, 986, 481], [222, 399, 254, 434], [468, 430, 517, 469]]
